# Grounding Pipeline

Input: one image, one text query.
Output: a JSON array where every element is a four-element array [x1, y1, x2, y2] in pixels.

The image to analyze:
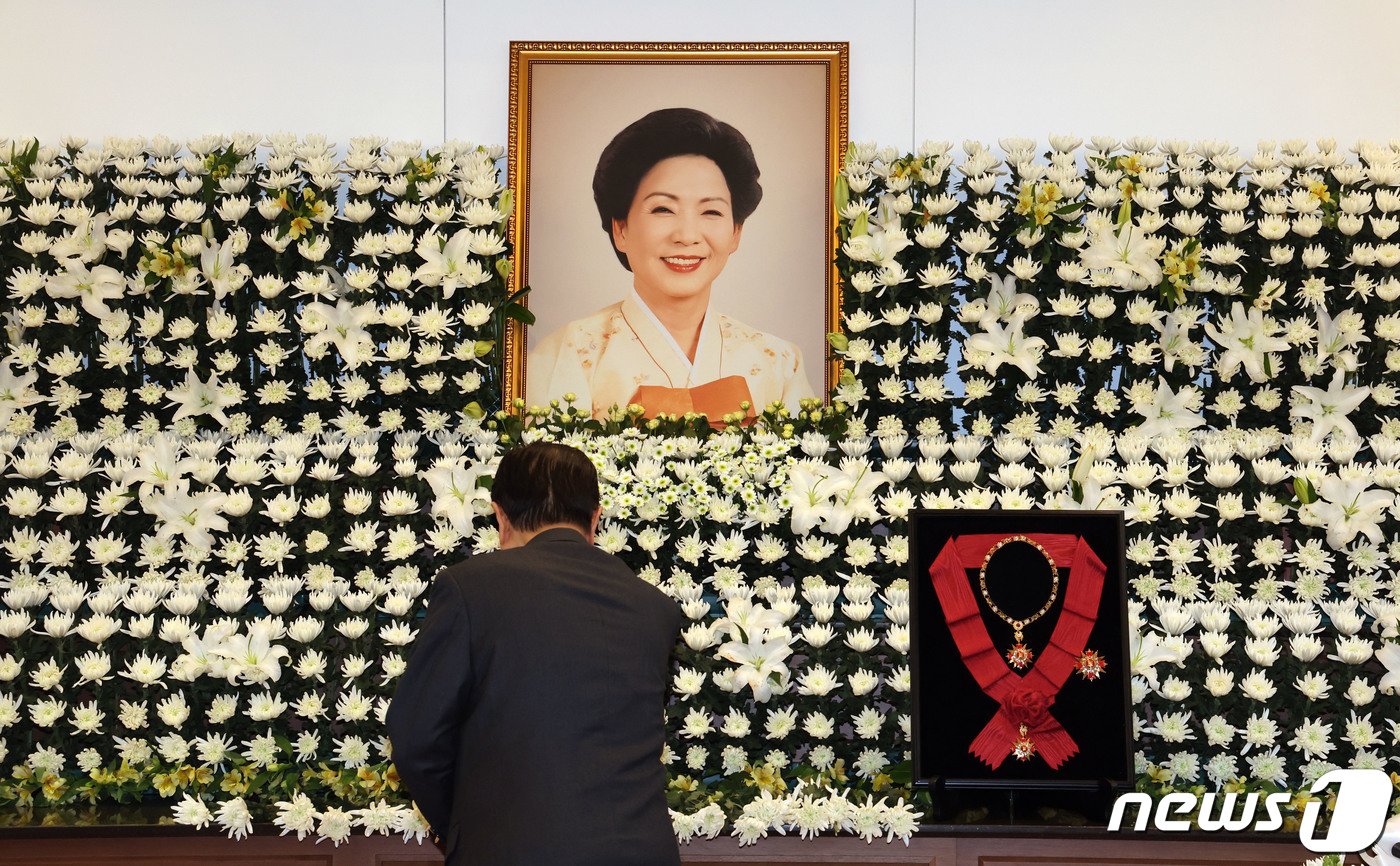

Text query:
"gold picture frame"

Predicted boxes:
[[506, 41, 849, 419]]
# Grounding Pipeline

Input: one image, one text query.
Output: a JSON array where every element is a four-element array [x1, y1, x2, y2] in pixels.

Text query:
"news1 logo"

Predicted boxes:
[[1109, 769, 1396, 855]]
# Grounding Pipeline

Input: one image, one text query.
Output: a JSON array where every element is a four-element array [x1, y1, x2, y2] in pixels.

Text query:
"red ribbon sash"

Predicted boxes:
[[929, 533, 1106, 770]]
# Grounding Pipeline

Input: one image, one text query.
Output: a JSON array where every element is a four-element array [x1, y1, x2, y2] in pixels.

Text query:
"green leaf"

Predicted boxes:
[[850, 210, 868, 238], [502, 302, 534, 325], [887, 762, 913, 785], [1294, 476, 1317, 505]]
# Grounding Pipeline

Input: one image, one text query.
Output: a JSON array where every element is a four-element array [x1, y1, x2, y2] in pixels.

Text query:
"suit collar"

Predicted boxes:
[[525, 526, 590, 546]]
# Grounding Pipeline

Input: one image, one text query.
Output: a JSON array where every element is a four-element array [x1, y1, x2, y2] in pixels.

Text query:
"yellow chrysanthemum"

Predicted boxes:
[[153, 773, 179, 797]]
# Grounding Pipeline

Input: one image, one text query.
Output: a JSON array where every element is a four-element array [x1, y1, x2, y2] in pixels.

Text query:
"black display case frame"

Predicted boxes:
[[908, 509, 1132, 794]]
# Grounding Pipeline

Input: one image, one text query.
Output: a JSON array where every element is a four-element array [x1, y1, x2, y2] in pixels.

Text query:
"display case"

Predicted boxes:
[[908, 509, 1132, 791]]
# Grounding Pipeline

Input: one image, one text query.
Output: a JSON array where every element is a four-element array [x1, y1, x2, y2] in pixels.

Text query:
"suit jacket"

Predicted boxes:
[[387, 527, 684, 866]]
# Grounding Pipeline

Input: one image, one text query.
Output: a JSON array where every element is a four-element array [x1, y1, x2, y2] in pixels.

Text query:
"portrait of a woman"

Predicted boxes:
[[525, 107, 816, 421]]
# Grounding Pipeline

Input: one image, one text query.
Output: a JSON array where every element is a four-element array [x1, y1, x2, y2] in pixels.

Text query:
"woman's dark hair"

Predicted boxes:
[[490, 442, 600, 532], [592, 107, 763, 271]]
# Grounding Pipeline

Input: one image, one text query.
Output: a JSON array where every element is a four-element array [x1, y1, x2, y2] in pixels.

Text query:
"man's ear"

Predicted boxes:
[[491, 502, 513, 547], [611, 218, 629, 254], [586, 506, 602, 544]]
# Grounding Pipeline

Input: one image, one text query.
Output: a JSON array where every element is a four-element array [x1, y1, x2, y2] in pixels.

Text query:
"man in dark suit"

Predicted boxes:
[[387, 441, 684, 865]]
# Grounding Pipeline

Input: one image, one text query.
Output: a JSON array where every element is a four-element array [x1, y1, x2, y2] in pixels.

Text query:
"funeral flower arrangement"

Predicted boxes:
[[0, 132, 1397, 846]]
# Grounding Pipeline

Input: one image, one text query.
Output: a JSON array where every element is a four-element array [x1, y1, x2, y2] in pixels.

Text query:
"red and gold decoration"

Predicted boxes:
[[1004, 643, 1034, 670], [928, 533, 1107, 770], [977, 534, 1059, 670], [1010, 725, 1037, 762], [1075, 649, 1107, 681]]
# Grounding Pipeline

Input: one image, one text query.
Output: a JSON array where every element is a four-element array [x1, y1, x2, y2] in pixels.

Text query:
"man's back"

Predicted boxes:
[[388, 527, 683, 866]]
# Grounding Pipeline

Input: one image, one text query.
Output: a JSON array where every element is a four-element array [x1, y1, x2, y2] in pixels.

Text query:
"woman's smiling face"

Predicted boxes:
[[611, 154, 743, 305]]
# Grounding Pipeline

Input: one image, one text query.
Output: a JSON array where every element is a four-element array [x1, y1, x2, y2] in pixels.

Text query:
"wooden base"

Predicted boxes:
[[0, 829, 1315, 866]]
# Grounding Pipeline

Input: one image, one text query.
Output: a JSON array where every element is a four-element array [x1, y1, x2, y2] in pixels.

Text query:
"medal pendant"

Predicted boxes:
[[1006, 641, 1034, 670], [1011, 724, 1036, 761], [1075, 649, 1106, 681]]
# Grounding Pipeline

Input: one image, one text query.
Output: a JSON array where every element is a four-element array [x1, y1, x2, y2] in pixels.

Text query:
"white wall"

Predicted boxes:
[[443, 0, 914, 149], [0, 0, 444, 146], [5, 0, 1398, 151], [911, 0, 1400, 150]]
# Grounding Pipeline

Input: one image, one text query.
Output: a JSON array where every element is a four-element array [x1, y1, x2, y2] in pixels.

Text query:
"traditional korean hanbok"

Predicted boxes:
[[527, 289, 815, 421]]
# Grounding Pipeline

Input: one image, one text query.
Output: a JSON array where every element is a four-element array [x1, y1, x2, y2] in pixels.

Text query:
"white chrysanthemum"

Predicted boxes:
[[242, 731, 280, 768], [173, 794, 214, 830], [273, 791, 320, 840], [1288, 718, 1335, 761], [317, 806, 354, 846]]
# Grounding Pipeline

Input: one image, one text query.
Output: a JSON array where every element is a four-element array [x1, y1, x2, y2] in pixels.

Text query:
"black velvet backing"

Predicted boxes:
[[909, 509, 1131, 788]]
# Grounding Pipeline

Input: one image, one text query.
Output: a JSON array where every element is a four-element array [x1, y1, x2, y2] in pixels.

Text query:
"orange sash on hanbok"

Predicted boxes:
[[629, 376, 757, 428]]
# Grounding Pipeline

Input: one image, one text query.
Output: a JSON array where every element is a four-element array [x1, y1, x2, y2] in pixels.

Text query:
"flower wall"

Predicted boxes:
[[0, 132, 1398, 845]]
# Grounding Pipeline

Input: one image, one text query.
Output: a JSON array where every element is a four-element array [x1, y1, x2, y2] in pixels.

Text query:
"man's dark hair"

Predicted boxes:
[[490, 442, 600, 532], [592, 106, 763, 271]]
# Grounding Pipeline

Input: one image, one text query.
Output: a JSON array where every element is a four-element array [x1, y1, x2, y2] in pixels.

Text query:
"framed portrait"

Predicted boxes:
[[908, 509, 1132, 791], [506, 41, 848, 421]]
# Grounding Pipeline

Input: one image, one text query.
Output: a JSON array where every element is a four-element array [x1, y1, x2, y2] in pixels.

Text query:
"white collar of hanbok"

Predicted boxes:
[[622, 289, 723, 388]]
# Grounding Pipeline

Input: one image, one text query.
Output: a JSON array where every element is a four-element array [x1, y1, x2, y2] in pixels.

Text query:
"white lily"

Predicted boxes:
[[1157, 307, 1202, 373], [200, 235, 251, 300], [421, 458, 494, 535], [964, 317, 1046, 378], [414, 228, 492, 299], [1130, 381, 1205, 441], [167, 370, 242, 427], [211, 622, 290, 685], [716, 633, 792, 703], [176, 629, 234, 682], [1080, 223, 1163, 287], [45, 258, 126, 318], [829, 457, 890, 532], [302, 297, 379, 369], [124, 432, 201, 497], [1130, 629, 1180, 689], [0, 359, 43, 429], [141, 477, 229, 549], [1378, 641, 1400, 694], [1204, 302, 1290, 383], [49, 212, 110, 263], [1312, 475, 1395, 550], [787, 461, 839, 535], [983, 273, 1039, 323], [1291, 368, 1370, 444], [717, 598, 788, 642]]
